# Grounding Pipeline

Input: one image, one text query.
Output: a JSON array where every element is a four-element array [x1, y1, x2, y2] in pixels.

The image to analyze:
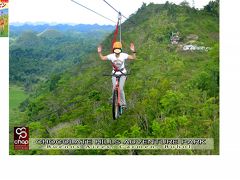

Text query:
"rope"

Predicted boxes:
[[112, 19, 119, 51], [111, 19, 120, 71]]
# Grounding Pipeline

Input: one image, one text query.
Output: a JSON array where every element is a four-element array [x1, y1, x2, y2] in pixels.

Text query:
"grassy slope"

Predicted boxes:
[[9, 85, 28, 129]]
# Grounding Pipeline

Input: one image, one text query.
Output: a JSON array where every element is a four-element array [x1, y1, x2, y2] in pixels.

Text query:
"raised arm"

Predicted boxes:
[[127, 42, 136, 60], [97, 45, 108, 61]]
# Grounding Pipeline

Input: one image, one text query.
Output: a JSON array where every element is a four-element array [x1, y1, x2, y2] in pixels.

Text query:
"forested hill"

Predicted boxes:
[[10, 23, 114, 37], [9, 24, 114, 91], [11, 1, 219, 155]]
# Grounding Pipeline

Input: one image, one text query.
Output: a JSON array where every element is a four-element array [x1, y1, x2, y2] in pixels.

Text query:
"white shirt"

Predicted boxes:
[[107, 53, 129, 75]]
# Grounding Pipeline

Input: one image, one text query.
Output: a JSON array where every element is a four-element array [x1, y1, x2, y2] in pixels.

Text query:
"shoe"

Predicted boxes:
[[119, 106, 123, 115], [122, 104, 127, 109]]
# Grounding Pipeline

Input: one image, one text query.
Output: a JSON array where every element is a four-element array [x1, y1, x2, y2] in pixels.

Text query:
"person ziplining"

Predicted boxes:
[[97, 41, 136, 109], [71, 0, 136, 118], [97, 8, 136, 110]]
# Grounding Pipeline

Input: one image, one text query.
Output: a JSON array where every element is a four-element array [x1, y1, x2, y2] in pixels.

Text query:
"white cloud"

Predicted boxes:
[[10, 0, 212, 25]]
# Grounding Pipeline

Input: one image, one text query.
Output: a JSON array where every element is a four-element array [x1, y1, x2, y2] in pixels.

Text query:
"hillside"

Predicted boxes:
[[10, 1, 219, 155], [10, 23, 114, 37], [9, 25, 113, 91], [37, 29, 63, 38]]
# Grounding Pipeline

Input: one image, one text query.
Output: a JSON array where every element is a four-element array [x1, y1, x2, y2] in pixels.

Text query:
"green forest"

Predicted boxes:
[[10, 1, 219, 155], [10, 26, 112, 91]]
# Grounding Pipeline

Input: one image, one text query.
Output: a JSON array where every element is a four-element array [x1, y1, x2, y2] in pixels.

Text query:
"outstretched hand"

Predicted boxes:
[[130, 42, 135, 52], [97, 45, 102, 53]]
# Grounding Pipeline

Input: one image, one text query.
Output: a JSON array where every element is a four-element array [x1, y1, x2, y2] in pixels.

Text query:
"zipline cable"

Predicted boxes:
[[102, 0, 137, 25], [102, 0, 128, 19], [71, 0, 116, 23]]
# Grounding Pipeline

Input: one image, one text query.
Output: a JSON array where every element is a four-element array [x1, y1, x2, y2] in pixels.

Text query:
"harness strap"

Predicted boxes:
[[112, 68, 126, 76], [111, 62, 120, 71]]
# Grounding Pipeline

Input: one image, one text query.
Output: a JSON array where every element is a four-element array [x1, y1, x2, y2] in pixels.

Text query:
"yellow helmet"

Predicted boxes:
[[113, 41, 122, 49]]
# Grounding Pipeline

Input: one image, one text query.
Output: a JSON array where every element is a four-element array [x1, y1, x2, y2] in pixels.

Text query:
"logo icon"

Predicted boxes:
[[14, 127, 29, 150]]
